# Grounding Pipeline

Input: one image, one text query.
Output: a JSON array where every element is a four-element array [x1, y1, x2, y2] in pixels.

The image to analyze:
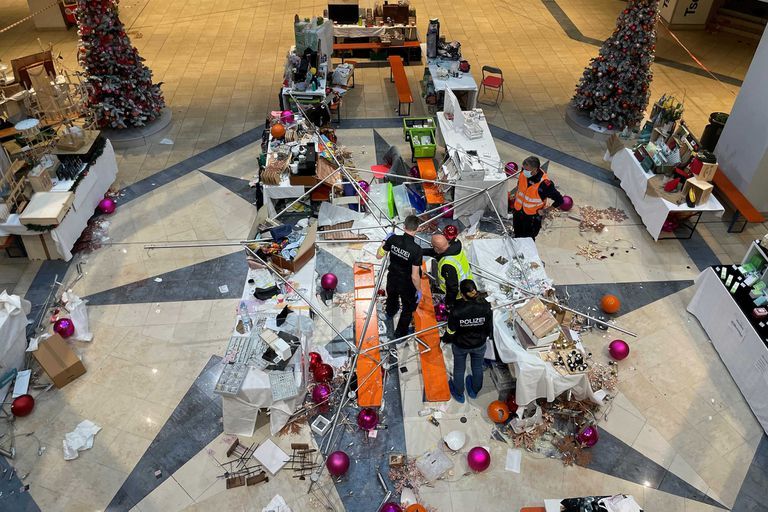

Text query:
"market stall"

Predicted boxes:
[[611, 148, 724, 241], [435, 98, 507, 219], [687, 240, 768, 435], [425, 60, 478, 111], [0, 135, 118, 260]]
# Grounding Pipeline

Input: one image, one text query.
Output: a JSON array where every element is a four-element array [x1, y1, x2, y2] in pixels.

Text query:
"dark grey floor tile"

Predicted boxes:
[[557, 280, 694, 318], [0, 456, 40, 512], [199, 170, 256, 205]]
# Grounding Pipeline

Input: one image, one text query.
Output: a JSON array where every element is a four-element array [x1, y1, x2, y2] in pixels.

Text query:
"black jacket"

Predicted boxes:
[[425, 240, 463, 307], [519, 170, 564, 210], [445, 297, 493, 349]]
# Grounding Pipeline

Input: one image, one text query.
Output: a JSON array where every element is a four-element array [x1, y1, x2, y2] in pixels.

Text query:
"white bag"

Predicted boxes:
[[62, 292, 93, 342]]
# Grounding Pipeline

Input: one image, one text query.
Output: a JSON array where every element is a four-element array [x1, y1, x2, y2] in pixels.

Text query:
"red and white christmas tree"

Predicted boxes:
[[571, 0, 659, 130], [75, 0, 165, 129]]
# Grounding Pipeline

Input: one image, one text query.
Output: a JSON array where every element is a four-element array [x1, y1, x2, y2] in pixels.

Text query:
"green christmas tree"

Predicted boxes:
[[572, 0, 659, 130], [76, 0, 165, 129]]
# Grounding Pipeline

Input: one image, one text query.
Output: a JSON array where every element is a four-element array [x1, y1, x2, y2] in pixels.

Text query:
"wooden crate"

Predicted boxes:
[[682, 177, 714, 206], [19, 191, 74, 225], [28, 164, 53, 192]]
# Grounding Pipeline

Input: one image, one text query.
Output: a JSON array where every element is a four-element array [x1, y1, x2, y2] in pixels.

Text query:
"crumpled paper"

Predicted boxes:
[[262, 494, 292, 512], [0, 291, 31, 316], [63, 420, 101, 460], [62, 291, 93, 342]]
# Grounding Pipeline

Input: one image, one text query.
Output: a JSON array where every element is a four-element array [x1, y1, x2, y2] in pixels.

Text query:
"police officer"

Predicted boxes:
[[512, 156, 564, 240], [444, 279, 493, 403], [377, 215, 423, 340], [429, 234, 472, 309]]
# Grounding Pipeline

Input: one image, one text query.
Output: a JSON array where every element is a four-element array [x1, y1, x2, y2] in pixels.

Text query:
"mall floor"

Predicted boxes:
[[1, 0, 767, 511]]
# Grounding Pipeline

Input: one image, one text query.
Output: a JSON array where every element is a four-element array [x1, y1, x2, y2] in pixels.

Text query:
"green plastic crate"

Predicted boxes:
[[409, 127, 436, 159], [403, 117, 435, 141]]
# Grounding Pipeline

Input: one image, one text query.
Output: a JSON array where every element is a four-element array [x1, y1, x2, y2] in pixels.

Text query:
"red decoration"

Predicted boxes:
[[11, 394, 35, 417], [313, 363, 334, 382], [309, 352, 323, 371]]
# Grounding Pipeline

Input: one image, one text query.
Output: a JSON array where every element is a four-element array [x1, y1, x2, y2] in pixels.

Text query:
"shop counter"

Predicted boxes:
[[611, 148, 724, 241]]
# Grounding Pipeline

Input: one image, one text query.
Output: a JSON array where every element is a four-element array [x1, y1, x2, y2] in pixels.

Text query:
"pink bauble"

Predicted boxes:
[[435, 302, 448, 322], [662, 219, 678, 232], [280, 110, 295, 124], [357, 407, 379, 431], [312, 383, 332, 404], [608, 339, 630, 360], [504, 162, 519, 176], [326, 450, 350, 477], [577, 425, 599, 447], [440, 205, 453, 219], [11, 394, 35, 417], [358, 180, 370, 194], [409, 166, 420, 178], [54, 318, 75, 338], [380, 503, 402, 512], [321, 273, 338, 290], [560, 195, 574, 212], [467, 446, 491, 472], [97, 197, 116, 214]]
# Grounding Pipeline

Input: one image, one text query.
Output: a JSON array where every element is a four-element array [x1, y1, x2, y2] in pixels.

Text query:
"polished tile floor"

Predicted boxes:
[[1, 0, 767, 510]]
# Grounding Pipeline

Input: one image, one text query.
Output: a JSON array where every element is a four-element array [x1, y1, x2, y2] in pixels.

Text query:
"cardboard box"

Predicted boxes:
[[19, 191, 74, 225], [515, 298, 559, 340], [682, 177, 713, 206], [33, 334, 86, 388], [270, 222, 317, 272], [289, 174, 319, 186]]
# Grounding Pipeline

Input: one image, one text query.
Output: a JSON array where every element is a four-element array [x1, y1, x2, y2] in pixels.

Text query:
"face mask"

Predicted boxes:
[[523, 169, 533, 178]]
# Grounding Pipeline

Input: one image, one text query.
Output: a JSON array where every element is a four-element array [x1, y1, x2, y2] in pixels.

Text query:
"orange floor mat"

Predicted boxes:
[[353, 263, 383, 407], [416, 158, 445, 204], [413, 263, 450, 402]]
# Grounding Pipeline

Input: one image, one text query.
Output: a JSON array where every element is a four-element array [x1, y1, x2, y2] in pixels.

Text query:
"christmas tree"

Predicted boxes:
[[76, 0, 165, 129], [571, 0, 659, 130]]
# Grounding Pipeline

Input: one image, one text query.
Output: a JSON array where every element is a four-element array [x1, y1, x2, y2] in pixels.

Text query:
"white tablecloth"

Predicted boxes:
[[436, 112, 506, 218], [611, 148, 724, 241], [263, 178, 306, 218], [0, 293, 30, 399], [469, 238, 553, 298], [0, 140, 118, 260], [687, 267, 768, 435], [428, 60, 478, 110]]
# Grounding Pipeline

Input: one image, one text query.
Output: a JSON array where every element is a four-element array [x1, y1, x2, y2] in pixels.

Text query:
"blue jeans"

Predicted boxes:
[[451, 344, 486, 395]]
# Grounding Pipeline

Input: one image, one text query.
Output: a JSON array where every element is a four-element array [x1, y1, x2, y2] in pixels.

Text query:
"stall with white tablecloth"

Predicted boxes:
[[0, 293, 30, 399], [0, 139, 118, 260], [610, 148, 724, 241]]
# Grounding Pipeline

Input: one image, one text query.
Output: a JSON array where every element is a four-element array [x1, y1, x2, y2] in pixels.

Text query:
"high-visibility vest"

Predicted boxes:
[[437, 250, 473, 298], [513, 172, 549, 215]]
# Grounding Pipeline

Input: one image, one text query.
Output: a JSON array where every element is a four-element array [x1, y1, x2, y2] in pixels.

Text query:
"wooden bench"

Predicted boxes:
[[333, 41, 421, 64], [388, 55, 412, 116], [0, 235, 26, 258], [416, 158, 445, 204], [712, 167, 766, 232]]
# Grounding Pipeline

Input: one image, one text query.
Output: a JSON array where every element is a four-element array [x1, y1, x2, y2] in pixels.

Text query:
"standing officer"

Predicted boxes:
[[377, 215, 423, 340], [512, 156, 564, 240], [444, 279, 493, 403], [429, 234, 472, 310]]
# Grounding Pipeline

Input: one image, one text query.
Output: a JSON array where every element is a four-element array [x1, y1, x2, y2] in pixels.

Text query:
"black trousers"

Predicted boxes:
[[386, 278, 418, 339], [512, 209, 542, 240]]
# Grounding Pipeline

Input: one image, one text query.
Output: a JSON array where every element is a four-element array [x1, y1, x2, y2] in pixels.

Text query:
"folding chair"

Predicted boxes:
[[480, 65, 504, 105]]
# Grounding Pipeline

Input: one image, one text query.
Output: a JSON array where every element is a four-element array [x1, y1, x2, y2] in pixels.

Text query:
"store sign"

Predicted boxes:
[[659, 0, 714, 25]]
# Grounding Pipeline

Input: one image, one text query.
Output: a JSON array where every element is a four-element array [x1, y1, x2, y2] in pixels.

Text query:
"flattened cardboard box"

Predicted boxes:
[[33, 333, 86, 388]]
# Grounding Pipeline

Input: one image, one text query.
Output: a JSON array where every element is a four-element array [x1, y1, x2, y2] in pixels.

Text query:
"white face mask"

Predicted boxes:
[[523, 169, 534, 178]]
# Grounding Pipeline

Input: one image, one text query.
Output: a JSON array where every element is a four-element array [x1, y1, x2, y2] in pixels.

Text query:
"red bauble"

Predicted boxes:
[[607, 124, 614, 130], [11, 394, 35, 417], [309, 351, 323, 371], [616, 88, 623, 95], [313, 363, 334, 383], [622, 102, 629, 109]]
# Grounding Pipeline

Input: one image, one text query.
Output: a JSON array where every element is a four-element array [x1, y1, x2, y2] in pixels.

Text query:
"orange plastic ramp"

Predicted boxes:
[[354, 263, 383, 407], [413, 263, 450, 401], [416, 158, 445, 204]]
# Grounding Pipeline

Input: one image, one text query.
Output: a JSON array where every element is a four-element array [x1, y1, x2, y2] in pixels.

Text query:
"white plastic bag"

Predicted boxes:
[[62, 292, 93, 342]]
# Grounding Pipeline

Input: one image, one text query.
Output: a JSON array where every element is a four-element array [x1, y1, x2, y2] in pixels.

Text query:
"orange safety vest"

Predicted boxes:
[[513, 172, 549, 215]]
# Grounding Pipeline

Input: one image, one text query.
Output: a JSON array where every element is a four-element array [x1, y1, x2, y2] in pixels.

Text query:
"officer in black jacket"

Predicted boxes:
[[377, 215, 423, 340], [444, 279, 493, 403]]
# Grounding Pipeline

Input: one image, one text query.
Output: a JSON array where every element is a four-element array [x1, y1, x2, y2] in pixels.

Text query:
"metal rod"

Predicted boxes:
[[346, 166, 484, 191], [144, 238, 272, 250], [270, 165, 345, 221], [361, 322, 447, 354]]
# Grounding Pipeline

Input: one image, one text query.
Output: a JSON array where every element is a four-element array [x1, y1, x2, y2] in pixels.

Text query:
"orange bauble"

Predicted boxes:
[[487, 400, 510, 424], [600, 294, 621, 314], [270, 123, 286, 139], [406, 505, 427, 512]]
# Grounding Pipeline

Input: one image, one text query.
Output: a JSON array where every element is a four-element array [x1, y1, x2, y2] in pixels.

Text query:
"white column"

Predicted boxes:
[[715, 28, 768, 212]]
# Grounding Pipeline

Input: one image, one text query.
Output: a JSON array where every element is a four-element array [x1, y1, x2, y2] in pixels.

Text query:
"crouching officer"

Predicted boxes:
[[443, 279, 493, 403], [377, 215, 423, 340], [429, 234, 473, 310]]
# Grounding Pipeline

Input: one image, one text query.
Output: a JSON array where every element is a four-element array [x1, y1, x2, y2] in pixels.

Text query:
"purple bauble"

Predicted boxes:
[[380, 503, 402, 512], [312, 383, 332, 405], [560, 195, 574, 212], [435, 302, 448, 322], [577, 425, 599, 447], [357, 407, 379, 431], [321, 273, 338, 291], [467, 446, 491, 472], [358, 180, 371, 194], [326, 450, 350, 477], [409, 165, 420, 178], [280, 110, 295, 124], [504, 161, 519, 176], [608, 339, 630, 361], [440, 205, 453, 219], [53, 318, 75, 338], [97, 197, 116, 214], [662, 219, 679, 232]]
